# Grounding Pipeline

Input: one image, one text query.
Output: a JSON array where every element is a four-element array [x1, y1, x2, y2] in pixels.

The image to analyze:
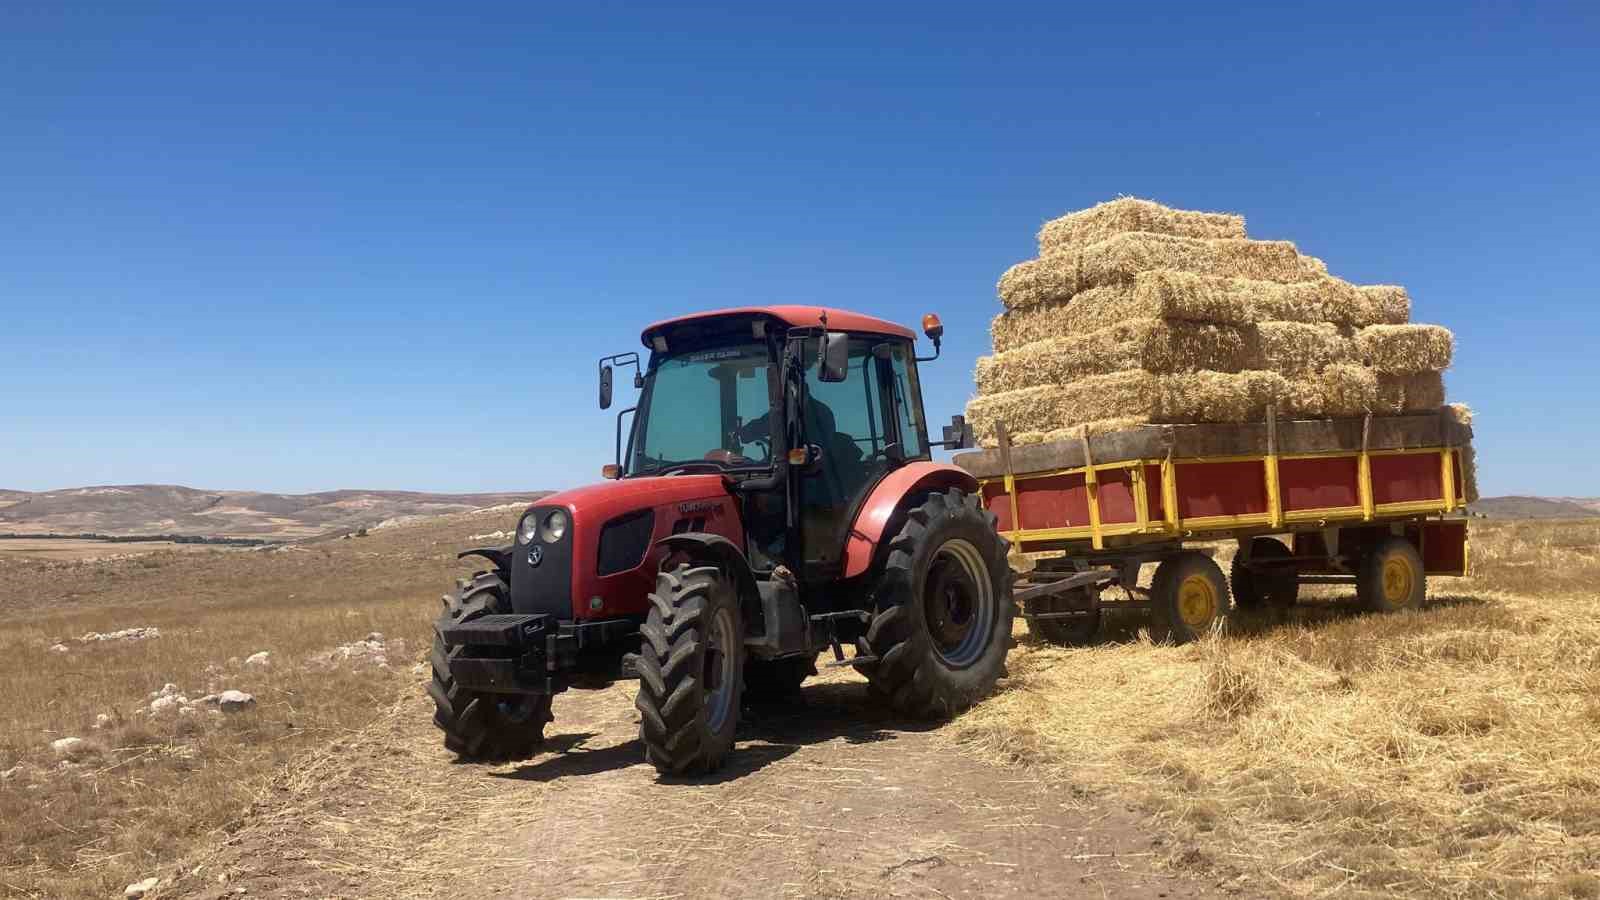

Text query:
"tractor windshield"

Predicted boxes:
[[625, 341, 777, 476]]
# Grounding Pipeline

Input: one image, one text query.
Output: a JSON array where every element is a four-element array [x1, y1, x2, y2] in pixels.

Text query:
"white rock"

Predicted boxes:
[[0, 764, 23, 780], [51, 737, 85, 756], [125, 876, 159, 898], [218, 690, 256, 712], [148, 696, 182, 715], [226, 656, 241, 667], [80, 627, 161, 644], [195, 693, 221, 706], [94, 713, 112, 729], [179, 705, 197, 716], [148, 683, 180, 700], [48, 643, 71, 654], [243, 651, 270, 668], [365, 632, 384, 643], [410, 662, 426, 676]]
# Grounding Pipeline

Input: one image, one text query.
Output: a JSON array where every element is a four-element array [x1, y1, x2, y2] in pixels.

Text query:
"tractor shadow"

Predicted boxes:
[[491, 679, 939, 785]]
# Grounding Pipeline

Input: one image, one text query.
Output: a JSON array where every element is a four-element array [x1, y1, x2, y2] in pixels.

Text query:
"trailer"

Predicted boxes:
[[952, 409, 1474, 644]]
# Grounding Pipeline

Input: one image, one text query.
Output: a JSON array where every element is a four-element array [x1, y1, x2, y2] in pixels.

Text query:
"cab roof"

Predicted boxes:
[[640, 305, 916, 348]]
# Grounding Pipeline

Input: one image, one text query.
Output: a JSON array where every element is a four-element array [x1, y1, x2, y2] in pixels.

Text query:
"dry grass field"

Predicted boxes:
[[1, 513, 1596, 898], [952, 518, 1600, 898], [0, 508, 513, 899]]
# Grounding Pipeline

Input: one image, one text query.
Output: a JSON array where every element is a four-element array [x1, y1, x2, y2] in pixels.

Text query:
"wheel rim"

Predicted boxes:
[[1381, 554, 1415, 607], [923, 538, 996, 668], [703, 605, 738, 733], [497, 695, 545, 725], [1176, 574, 1219, 630]]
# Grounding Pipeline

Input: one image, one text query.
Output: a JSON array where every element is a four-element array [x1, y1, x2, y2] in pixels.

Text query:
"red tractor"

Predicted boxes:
[[428, 306, 1014, 775]]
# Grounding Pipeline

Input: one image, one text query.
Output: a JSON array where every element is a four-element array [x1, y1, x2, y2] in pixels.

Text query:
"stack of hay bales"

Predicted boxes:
[[969, 198, 1458, 448]]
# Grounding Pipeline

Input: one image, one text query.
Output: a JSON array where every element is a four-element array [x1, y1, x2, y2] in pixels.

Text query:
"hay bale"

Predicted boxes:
[[974, 320, 1250, 394], [997, 265, 1410, 327], [1074, 232, 1320, 286], [965, 370, 1288, 444], [1376, 371, 1446, 413], [1280, 363, 1379, 417], [1356, 324, 1454, 374], [1036, 197, 1245, 253], [1357, 285, 1411, 324], [1245, 321, 1353, 373], [996, 256, 1082, 310], [999, 234, 1322, 310]]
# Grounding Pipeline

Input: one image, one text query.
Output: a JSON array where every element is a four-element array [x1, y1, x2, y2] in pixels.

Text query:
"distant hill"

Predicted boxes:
[[0, 485, 549, 540], [1469, 496, 1600, 519]]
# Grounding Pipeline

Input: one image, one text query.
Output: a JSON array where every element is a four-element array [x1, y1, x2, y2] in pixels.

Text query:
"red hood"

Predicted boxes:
[[532, 475, 729, 524]]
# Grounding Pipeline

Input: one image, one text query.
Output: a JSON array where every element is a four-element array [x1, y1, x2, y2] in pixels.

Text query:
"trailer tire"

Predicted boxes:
[[855, 488, 1013, 719], [1358, 536, 1426, 613], [1230, 538, 1298, 611], [1029, 587, 1101, 647], [743, 654, 817, 701], [636, 565, 745, 776], [1150, 552, 1232, 643], [428, 571, 553, 760]]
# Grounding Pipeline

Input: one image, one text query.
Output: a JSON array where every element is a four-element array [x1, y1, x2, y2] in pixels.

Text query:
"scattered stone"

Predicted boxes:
[[226, 656, 241, 667], [178, 705, 197, 716], [48, 643, 71, 654], [125, 876, 159, 899], [468, 529, 511, 541], [79, 627, 161, 644], [51, 737, 86, 757], [0, 764, 23, 780], [410, 662, 427, 676], [218, 690, 256, 713], [243, 651, 270, 668], [312, 634, 392, 668], [149, 683, 180, 700], [194, 693, 221, 706], [94, 713, 112, 729]]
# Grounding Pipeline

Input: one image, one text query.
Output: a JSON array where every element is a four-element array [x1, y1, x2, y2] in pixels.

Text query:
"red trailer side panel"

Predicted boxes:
[[1176, 460, 1268, 519], [1096, 468, 1139, 525], [1281, 456, 1361, 511], [1422, 520, 1469, 575], [1371, 454, 1443, 505]]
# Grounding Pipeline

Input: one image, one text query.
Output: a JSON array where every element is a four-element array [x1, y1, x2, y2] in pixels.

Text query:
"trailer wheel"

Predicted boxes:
[[855, 488, 1013, 718], [636, 565, 745, 776], [1230, 537, 1299, 611], [1358, 536, 1426, 613], [1150, 552, 1232, 643], [427, 571, 553, 760], [1029, 587, 1101, 647], [743, 654, 817, 701]]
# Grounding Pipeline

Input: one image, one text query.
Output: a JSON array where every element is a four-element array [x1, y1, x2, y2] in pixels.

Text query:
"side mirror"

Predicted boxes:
[[819, 332, 849, 383], [942, 414, 975, 450], [600, 364, 614, 410]]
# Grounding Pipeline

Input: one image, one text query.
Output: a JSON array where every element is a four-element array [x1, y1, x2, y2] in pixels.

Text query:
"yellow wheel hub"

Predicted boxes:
[[1381, 554, 1416, 606], [1176, 574, 1219, 629]]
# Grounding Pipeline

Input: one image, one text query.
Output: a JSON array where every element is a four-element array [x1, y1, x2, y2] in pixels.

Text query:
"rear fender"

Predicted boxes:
[[842, 462, 980, 579], [654, 533, 762, 628]]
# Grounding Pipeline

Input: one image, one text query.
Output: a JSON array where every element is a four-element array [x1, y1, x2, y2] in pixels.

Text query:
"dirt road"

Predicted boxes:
[[172, 673, 1226, 899]]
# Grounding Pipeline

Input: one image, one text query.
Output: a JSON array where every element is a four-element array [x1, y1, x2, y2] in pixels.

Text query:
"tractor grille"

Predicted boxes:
[[510, 507, 573, 618], [597, 510, 655, 576]]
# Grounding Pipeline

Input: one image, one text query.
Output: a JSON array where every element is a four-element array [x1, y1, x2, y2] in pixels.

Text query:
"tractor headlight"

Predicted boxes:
[[540, 509, 569, 543], [517, 512, 540, 545]]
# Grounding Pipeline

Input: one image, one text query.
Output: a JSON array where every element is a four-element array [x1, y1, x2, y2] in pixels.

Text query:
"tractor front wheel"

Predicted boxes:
[[427, 571, 553, 760], [855, 489, 1013, 718], [636, 565, 745, 776]]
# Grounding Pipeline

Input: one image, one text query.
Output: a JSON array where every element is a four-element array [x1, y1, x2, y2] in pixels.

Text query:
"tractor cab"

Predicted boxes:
[[609, 306, 945, 583], [429, 305, 1008, 777]]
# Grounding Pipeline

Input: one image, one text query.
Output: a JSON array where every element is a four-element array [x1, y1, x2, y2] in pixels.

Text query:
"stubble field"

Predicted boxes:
[[1, 513, 1596, 898]]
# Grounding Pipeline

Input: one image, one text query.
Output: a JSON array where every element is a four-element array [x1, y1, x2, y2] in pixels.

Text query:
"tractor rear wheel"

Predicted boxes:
[[427, 571, 553, 760], [855, 488, 1013, 718], [636, 565, 745, 776], [1358, 536, 1426, 613]]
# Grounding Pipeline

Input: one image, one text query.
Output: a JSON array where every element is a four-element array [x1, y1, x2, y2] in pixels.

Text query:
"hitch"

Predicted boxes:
[[812, 610, 873, 667]]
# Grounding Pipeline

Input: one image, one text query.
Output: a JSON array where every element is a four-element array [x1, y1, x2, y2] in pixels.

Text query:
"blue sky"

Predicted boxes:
[[3, 3, 1596, 496]]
